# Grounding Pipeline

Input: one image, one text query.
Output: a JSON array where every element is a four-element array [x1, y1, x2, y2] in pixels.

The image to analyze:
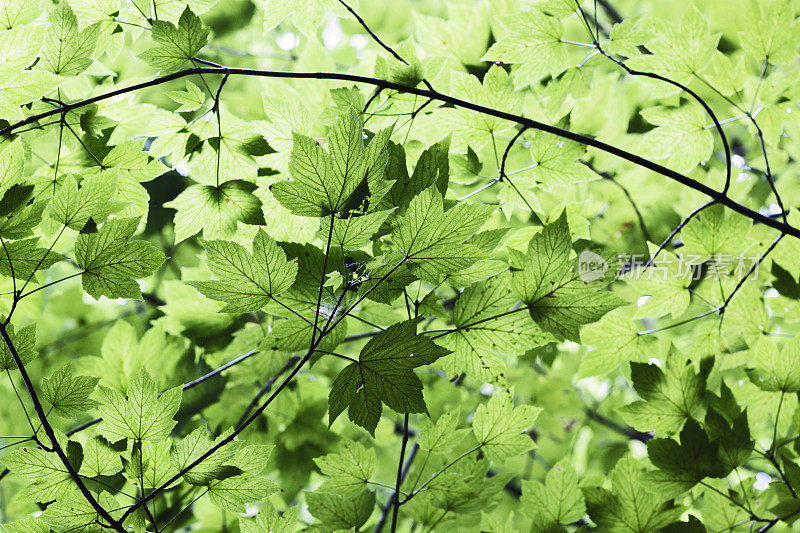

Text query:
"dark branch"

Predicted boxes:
[[2, 66, 798, 241], [0, 323, 125, 531]]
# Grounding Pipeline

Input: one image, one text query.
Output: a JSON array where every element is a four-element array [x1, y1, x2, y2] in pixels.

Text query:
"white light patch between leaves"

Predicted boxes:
[[322, 19, 342, 48], [350, 34, 368, 49], [753, 472, 771, 490], [277, 32, 299, 51]]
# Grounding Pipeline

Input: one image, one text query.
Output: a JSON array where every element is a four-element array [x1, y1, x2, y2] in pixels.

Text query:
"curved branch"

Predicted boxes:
[[595, 47, 733, 195], [643, 200, 716, 270], [119, 351, 313, 521], [335, 0, 436, 93], [0, 323, 125, 532], [235, 355, 300, 428], [2, 66, 796, 240]]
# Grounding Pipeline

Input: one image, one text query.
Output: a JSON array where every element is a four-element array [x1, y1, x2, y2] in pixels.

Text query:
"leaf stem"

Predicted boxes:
[[401, 444, 483, 505]]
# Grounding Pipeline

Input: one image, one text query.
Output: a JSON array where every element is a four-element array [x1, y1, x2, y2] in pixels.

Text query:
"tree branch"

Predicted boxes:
[[390, 413, 410, 532], [374, 442, 418, 533], [0, 323, 125, 532], [3, 66, 795, 241]]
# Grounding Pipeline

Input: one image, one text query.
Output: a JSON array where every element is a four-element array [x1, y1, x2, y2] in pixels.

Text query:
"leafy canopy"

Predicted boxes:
[[0, 0, 798, 531]]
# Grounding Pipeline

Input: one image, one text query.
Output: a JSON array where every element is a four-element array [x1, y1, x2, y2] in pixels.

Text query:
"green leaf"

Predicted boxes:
[[510, 211, 573, 304], [513, 212, 624, 341], [49, 173, 120, 230], [418, 408, 470, 455], [703, 405, 752, 473], [138, 6, 209, 72], [1, 440, 75, 503], [165, 80, 206, 112], [374, 40, 425, 86], [0, 138, 24, 195], [391, 187, 494, 282], [0, 185, 46, 240], [40, 490, 119, 532], [261, 0, 354, 36], [317, 209, 395, 250], [746, 335, 800, 392], [526, 132, 600, 188], [625, 248, 691, 319], [584, 455, 682, 532], [0, 237, 64, 281], [76, 217, 166, 299], [522, 460, 586, 528], [306, 489, 376, 532], [418, 459, 509, 517], [0, 322, 36, 371], [188, 229, 297, 312], [314, 439, 376, 497], [472, 390, 541, 462], [78, 320, 185, 392], [434, 64, 522, 149], [271, 107, 392, 217], [95, 368, 181, 442], [0, 0, 39, 29], [170, 427, 236, 485], [0, 70, 66, 120], [639, 104, 715, 174], [773, 211, 800, 279], [606, 16, 649, 57], [644, 419, 727, 497], [737, 0, 800, 64], [259, 314, 348, 355], [481, 12, 569, 88], [377, 138, 450, 214], [229, 444, 274, 476], [439, 273, 552, 382], [39, 2, 99, 76], [240, 502, 298, 533], [580, 306, 653, 377], [126, 440, 180, 489], [627, 7, 718, 85], [702, 480, 749, 532], [208, 474, 278, 512], [79, 438, 123, 478], [165, 180, 265, 243], [1, 516, 49, 533], [41, 363, 99, 418], [619, 353, 709, 436], [101, 140, 165, 184], [328, 319, 450, 435]]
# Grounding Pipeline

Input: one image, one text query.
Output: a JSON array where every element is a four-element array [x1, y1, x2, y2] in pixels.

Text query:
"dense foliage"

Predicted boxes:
[[0, 0, 799, 531]]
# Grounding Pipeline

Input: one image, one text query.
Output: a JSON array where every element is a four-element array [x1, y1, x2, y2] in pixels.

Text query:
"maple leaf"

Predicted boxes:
[[328, 320, 449, 435], [76, 217, 166, 299], [95, 368, 182, 443], [271, 107, 393, 217], [391, 187, 494, 282], [138, 7, 209, 72], [189, 229, 298, 313]]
